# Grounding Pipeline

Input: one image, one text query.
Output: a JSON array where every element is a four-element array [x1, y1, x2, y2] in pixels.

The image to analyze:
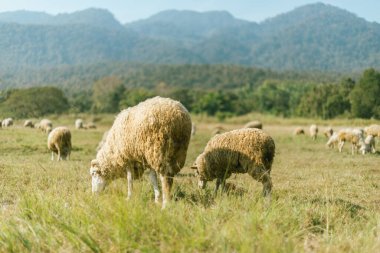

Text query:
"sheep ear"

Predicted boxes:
[[190, 165, 198, 170], [91, 159, 99, 167]]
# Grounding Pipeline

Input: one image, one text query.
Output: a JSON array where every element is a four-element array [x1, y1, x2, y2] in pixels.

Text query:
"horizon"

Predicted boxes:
[[0, 1, 379, 24]]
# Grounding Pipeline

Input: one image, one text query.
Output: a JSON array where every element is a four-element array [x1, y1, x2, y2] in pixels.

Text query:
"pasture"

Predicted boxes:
[[0, 114, 379, 252]]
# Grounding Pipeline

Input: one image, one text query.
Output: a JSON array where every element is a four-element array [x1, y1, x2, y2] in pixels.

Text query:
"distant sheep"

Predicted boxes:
[[47, 126, 72, 161], [37, 119, 53, 133], [364, 124, 380, 138], [191, 128, 275, 200], [212, 126, 225, 136], [75, 119, 84, 129], [323, 127, 334, 138], [338, 128, 364, 155], [326, 132, 339, 149], [294, 127, 305, 135], [2, 118, 13, 127], [89, 97, 192, 208], [309, 124, 318, 140], [244, 120, 263, 129], [84, 122, 96, 129], [24, 120, 34, 128], [359, 135, 376, 154]]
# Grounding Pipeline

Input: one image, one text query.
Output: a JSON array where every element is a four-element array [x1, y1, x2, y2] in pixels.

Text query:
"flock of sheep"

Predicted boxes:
[[0, 97, 275, 209], [2, 96, 378, 209], [294, 124, 379, 155]]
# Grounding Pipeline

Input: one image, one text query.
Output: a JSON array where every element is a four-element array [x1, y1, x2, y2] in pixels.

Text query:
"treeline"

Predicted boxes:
[[0, 68, 379, 120]]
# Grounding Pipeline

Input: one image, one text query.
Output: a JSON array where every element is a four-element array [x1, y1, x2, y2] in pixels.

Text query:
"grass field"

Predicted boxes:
[[0, 114, 379, 252]]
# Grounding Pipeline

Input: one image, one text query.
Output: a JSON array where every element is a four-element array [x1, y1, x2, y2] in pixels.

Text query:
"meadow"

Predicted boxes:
[[0, 114, 379, 252]]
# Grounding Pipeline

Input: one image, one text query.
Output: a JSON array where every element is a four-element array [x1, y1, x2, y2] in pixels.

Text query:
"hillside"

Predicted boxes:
[[0, 3, 380, 72]]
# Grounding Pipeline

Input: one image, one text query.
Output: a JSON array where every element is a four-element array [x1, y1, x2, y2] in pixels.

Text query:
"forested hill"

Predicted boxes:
[[0, 3, 380, 71]]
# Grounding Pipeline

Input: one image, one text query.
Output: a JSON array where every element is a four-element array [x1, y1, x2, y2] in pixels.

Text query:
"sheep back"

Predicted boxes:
[[47, 126, 72, 159], [196, 128, 275, 181], [96, 96, 192, 179]]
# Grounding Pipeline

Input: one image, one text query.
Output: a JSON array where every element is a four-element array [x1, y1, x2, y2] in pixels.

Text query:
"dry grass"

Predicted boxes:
[[0, 115, 379, 252]]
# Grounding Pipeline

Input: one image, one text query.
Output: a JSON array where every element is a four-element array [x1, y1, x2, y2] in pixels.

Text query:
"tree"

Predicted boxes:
[[92, 76, 125, 113]]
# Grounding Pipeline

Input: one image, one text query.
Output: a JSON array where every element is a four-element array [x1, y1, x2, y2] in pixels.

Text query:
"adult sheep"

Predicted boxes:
[[338, 128, 364, 155], [75, 119, 84, 129], [89, 96, 192, 208], [294, 127, 305, 135], [309, 124, 318, 140], [244, 120, 263, 129], [364, 124, 380, 138], [2, 118, 13, 127], [359, 135, 376, 154], [323, 127, 334, 138], [24, 120, 34, 128], [47, 126, 72, 161], [191, 128, 275, 200], [38, 119, 53, 133]]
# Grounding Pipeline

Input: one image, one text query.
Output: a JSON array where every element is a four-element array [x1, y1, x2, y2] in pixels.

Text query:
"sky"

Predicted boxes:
[[0, 0, 379, 24]]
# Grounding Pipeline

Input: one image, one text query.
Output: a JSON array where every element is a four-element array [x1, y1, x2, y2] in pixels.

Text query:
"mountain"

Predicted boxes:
[[0, 3, 380, 72]]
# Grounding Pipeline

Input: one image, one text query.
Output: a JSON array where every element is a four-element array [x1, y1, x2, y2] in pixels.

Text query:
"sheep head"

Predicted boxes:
[[90, 159, 107, 193], [191, 155, 207, 189]]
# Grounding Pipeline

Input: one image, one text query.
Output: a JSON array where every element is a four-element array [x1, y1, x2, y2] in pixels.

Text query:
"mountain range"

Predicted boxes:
[[0, 3, 379, 72]]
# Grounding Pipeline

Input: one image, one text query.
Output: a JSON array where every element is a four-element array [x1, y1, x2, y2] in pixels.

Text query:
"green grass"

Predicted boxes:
[[0, 115, 379, 252]]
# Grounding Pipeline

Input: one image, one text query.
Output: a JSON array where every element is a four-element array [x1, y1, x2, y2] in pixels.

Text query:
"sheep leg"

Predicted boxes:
[[214, 178, 226, 196], [126, 170, 133, 200], [160, 174, 173, 209], [261, 173, 272, 207], [149, 170, 160, 204], [338, 141, 344, 152], [51, 152, 54, 161]]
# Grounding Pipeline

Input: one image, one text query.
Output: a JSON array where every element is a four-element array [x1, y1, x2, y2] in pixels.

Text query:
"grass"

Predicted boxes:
[[0, 115, 379, 252]]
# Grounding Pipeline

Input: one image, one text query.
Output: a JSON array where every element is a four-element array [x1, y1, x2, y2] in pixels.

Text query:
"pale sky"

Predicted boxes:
[[0, 0, 379, 24]]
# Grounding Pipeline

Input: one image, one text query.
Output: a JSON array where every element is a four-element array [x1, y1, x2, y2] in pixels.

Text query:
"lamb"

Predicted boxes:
[[337, 128, 364, 155], [323, 127, 334, 138], [364, 124, 380, 138], [89, 96, 192, 208], [294, 127, 305, 135], [191, 128, 275, 200], [1, 118, 13, 127], [309, 124, 318, 140], [244, 120, 263, 129], [37, 119, 53, 133], [24, 120, 34, 128], [75, 119, 84, 129], [47, 126, 72, 161], [359, 135, 376, 154]]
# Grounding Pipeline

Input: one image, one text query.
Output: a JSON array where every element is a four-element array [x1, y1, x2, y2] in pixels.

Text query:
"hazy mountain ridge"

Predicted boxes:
[[0, 3, 379, 71]]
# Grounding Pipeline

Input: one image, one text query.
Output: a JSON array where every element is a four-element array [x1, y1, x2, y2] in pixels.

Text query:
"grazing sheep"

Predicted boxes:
[[294, 127, 305, 135], [326, 132, 339, 149], [359, 135, 376, 154], [244, 120, 263, 129], [191, 123, 196, 136], [364, 124, 380, 138], [338, 128, 364, 155], [47, 126, 72, 161], [38, 119, 53, 133], [96, 130, 109, 152], [89, 97, 192, 208], [24, 120, 34, 128], [191, 128, 275, 200], [212, 126, 225, 136], [2, 118, 13, 127], [323, 127, 334, 138], [84, 122, 96, 129], [75, 119, 84, 129], [309, 124, 318, 140]]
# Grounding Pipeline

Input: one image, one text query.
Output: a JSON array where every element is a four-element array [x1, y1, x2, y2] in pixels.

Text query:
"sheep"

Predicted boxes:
[[323, 127, 334, 138], [38, 119, 53, 133], [359, 135, 376, 154], [24, 120, 34, 128], [364, 124, 380, 138], [84, 122, 96, 129], [1, 118, 13, 127], [244, 120, 263, 129], [191, 128, 275, 201], [337, 128, 364, 155], [75, 119, 84, 129], [89, 96, 192, 209], [326, 132, 339, 149], [309, 124, 318, 140], [47, 126, 72, 161], [294, 127, 305, 135], [212, 125, 225, 136]]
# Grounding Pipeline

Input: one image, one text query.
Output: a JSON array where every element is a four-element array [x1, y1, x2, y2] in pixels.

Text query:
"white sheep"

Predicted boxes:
[[364, 124, 380, 138], [244, 120, 263, 129], [84, 122, 96, 129], [309, 124, 318, 140], [38, 119, 53, 133], [24, 120, 34, 128], [47, 126, 72, 161], [89, 96, 192, 208], [191, 128, 275, 200], [75, 119, 84, 129], [326, 132, 339, 149], [1, 118, 13, 127], [337, 128, 364, 155], [359, 135, 376, 154], [294, 127, 305, 135]]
